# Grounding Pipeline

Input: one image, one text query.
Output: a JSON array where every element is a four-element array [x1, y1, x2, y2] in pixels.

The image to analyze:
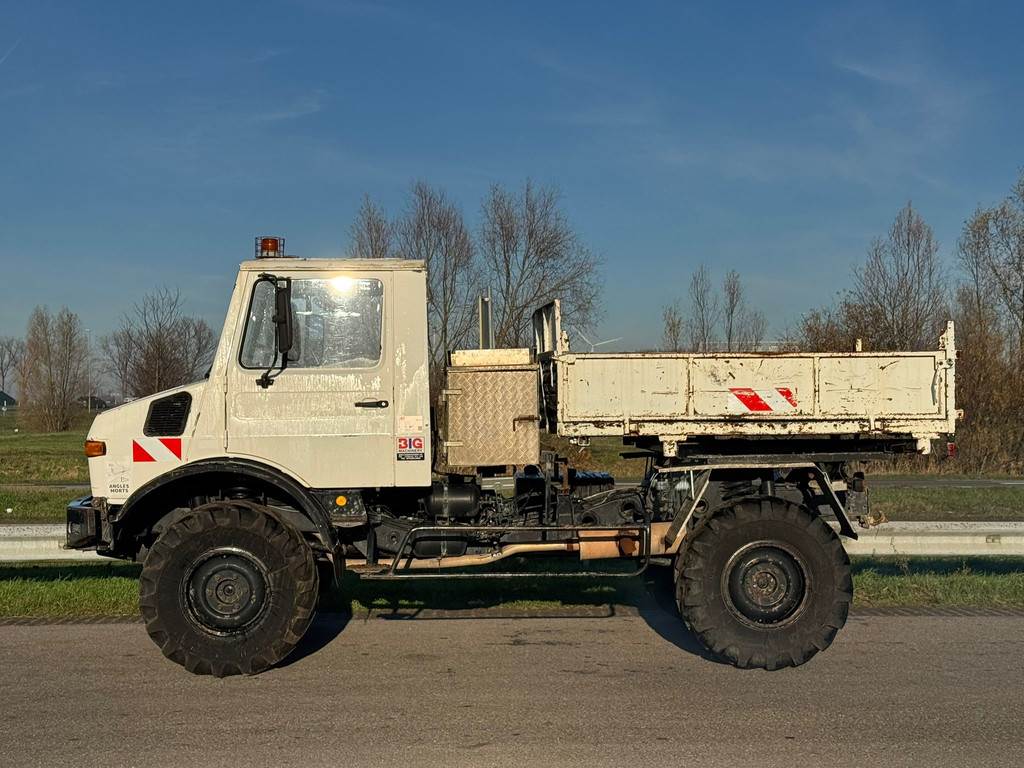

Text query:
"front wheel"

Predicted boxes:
[[675, 498, 851, 670], [139, 500, 319, 677]]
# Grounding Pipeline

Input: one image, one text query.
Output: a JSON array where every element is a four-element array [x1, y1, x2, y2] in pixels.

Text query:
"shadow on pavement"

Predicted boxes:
[[278, 612, 352, 669], [287, 558, 725, 667]]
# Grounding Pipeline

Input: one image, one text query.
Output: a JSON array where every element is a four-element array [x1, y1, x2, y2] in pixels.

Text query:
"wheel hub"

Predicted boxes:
[[185, 549, 268, 633], [724, 542, 807, 627]]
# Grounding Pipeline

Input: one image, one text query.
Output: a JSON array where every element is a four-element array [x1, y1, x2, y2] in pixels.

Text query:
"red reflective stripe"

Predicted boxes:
[[730, 387, 772, 412], [159, 437, 182, 459], [132, 440, 156, 462], [776, 388, 798, 408]]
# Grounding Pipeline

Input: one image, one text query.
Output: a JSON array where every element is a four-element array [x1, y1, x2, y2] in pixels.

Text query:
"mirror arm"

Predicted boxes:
[[255, 274, 294, 389]]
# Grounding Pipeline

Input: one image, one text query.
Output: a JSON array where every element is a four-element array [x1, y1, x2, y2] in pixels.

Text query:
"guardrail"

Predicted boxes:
[[1, 525, 104, 562], [2, 522, 1024, 563], [841, 521, 1024, 557]]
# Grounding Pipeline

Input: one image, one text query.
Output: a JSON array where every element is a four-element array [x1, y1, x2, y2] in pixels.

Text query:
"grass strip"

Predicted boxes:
[[2, 557, 1022, 619], [871, 486, 1024, 522], [0, 563, 141, 618], [0, 428, 89, 485], [0, 487, 80, 523]]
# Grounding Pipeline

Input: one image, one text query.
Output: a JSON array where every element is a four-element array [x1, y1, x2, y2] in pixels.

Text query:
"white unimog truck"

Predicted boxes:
[[67, 236, 958, 676]]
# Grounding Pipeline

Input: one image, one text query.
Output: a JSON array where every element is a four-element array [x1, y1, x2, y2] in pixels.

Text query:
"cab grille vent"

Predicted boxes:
[[143, 392, 192, 436]]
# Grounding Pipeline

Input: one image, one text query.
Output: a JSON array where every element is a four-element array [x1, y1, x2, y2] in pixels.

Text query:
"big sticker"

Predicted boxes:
[[397, 435, 425, 461]]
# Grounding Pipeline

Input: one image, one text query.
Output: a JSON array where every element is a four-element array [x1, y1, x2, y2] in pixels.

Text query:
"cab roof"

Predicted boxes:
[[240, 257, 425, 272]]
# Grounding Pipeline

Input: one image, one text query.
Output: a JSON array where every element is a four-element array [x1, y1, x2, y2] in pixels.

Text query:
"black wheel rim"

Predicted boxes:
[[723, 541, 808, 628], [183, 548, 269, 634]]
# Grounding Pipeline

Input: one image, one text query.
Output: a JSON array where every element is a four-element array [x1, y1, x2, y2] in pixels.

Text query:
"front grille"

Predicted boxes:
[[143, 392, 192, 436]]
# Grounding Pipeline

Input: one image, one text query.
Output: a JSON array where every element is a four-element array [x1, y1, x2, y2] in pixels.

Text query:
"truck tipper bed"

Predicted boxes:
[[533, 301, 956, 452]]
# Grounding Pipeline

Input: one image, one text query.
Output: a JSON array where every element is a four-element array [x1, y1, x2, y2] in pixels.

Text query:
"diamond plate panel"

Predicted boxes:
[[445, 365, 539, 467]]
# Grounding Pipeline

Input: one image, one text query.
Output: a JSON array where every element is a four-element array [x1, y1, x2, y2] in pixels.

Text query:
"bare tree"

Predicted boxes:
[[661, 302, 684, 352], [958, 171, 1024, 364], [851, 202, 948, 350], [18, 307, 88, 431], [479, 181, 601, 347], [737, 309, 768, 351], [950, 171, 1024, 469], [349, 195, 396, 259], [686, 264, 720, 353], [100, 328, 133, 403], [721, 270, 768, 351], [0, 336, 24, 394], [102, 288, 217, 398], [798, 300, 869, 352], [722, 271, 743, 352], [396, 182, 479, 384]]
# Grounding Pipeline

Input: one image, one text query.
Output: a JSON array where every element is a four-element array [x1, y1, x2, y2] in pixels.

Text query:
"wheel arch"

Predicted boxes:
[[112, 458, 337, 558]]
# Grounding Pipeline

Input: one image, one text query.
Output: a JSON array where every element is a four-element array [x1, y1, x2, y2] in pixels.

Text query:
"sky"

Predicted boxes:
[[1, 0, 1023, 352]]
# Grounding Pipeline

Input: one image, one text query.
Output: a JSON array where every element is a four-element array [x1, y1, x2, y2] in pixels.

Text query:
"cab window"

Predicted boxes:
[[240, 277, 384, 369]]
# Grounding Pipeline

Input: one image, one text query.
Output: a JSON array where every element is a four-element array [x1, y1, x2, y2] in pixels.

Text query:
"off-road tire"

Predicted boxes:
[[139, 500, 318, 677], [674, 497, 851, 670]]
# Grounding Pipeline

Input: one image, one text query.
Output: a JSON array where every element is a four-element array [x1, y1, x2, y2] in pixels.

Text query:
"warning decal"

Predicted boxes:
[[397, 435, 425, 461], [132, 437, 183, 462]]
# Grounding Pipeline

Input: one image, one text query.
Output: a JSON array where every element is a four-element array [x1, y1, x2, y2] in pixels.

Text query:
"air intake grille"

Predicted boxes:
[[143, 392, 192, 437]]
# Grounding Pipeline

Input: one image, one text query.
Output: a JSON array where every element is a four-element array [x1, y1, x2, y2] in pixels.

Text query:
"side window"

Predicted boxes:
[[240, 277, 384, 370]]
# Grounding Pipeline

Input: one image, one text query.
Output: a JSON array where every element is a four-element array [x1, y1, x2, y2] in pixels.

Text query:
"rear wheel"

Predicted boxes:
[[675, 497, 851, 670], [139, 500, 318, 677]]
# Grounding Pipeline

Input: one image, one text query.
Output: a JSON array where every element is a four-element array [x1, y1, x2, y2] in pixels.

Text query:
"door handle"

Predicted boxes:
[[355, 399, 389, 408]]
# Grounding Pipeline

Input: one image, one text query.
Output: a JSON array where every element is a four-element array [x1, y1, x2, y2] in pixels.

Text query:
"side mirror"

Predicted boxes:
[[273, 278, 293, 354]]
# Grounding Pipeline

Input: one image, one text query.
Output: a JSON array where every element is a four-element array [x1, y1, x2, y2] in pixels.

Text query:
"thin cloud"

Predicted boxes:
[[246, 48, 287, 65], [835, 58, 916, 87], [0, 37, 22, 67], [251, 90, 326, 122]]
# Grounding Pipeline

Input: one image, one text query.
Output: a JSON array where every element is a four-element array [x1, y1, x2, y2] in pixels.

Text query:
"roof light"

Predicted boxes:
[[255, 236, 285, 259]]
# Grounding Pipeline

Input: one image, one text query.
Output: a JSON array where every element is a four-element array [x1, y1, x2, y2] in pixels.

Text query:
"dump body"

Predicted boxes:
[[533, 302, 956, 452]]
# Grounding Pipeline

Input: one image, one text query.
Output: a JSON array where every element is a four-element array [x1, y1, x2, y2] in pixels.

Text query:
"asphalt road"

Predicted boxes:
[[1, 610, 1022, 768]]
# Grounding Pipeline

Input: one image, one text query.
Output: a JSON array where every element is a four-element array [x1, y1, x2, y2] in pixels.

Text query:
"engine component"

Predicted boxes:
[[575, 489, 645, 527], [426, 481, 480, 521]]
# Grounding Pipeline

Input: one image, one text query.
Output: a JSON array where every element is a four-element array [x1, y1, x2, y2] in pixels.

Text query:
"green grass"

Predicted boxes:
[[0, 487, 78, 522], [0, 414, 91, 521], [0, 428, 89, 485], [853, 557, 1024, 607], [541, 434, 648, 481], [2, 557, 1022, 619], [871, 486, 1024, 522], [0, 563, 141, 618]]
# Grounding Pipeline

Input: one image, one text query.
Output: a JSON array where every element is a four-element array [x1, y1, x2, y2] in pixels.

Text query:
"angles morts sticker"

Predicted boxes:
[[397, 435, 425, 461]]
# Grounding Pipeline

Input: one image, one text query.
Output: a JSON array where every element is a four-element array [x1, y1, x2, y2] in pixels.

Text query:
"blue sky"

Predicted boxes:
[[1, 0, 1022, 350]]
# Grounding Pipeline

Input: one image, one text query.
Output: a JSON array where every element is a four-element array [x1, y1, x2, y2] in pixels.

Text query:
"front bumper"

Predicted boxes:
[[66, 496, 99, 549]]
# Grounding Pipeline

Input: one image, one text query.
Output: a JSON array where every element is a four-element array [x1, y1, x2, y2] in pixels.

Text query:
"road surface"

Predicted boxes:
[[1, 608, 1021, 767]]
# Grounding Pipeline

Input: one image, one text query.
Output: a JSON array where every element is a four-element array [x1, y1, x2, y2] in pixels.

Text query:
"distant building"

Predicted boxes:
[[76, 395, 110, 411], [0, 390, 16, 409]]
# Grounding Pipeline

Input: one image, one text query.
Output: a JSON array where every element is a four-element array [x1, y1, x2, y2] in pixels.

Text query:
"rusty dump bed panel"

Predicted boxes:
[[532, 303, 956, 449]]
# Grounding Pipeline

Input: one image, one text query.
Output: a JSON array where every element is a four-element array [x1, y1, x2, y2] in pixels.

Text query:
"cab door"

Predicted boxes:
[[227, 270, 395, 488]]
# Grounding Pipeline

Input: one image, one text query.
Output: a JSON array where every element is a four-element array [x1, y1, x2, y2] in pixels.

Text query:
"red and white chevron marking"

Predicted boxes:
[[132, 437, 183, 462], [728, 387, 798, 413]]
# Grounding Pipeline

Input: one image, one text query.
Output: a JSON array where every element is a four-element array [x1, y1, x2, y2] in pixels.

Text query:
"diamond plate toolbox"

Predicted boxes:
[[443, 350, 540, 468]]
